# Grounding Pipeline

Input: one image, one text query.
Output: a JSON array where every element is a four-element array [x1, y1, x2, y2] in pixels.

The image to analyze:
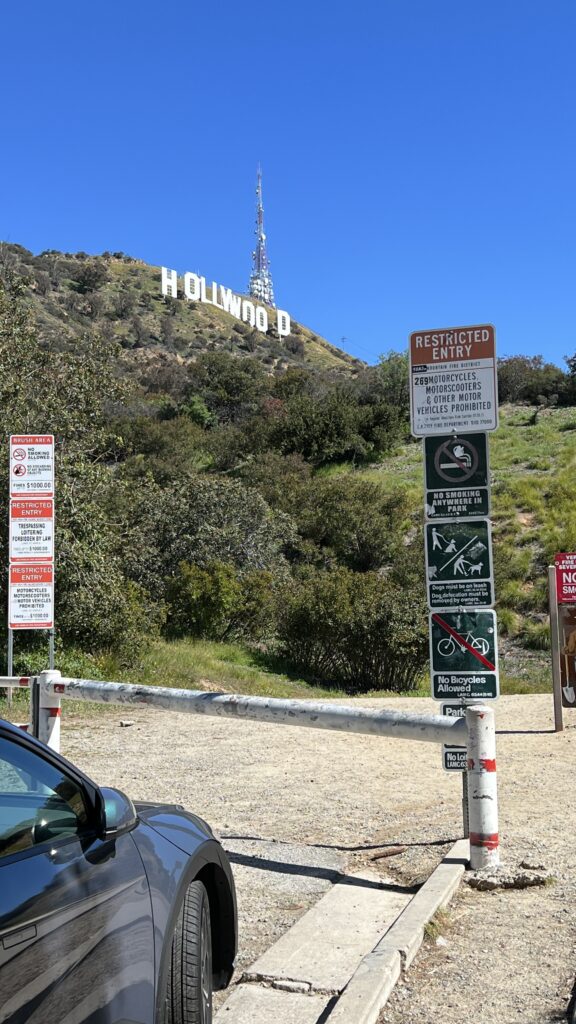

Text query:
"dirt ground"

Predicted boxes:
[[57, 693, 576, 1023]]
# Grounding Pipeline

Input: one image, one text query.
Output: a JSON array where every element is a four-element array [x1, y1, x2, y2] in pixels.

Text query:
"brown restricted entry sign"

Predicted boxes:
[[409, 324, 497, 437]]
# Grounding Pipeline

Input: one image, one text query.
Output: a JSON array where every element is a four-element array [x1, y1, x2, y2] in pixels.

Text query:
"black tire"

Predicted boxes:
[[165, 880, 213, 1024]]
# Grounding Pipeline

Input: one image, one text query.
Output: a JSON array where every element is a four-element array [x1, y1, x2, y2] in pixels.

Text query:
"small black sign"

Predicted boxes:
[[443, 747, 468, 772], [425, 519, 494, 609], [425, 433, 490, 520]]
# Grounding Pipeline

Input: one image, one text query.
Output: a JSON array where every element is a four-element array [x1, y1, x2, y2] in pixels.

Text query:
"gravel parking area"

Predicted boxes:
[[57, 694, 576, 1021]]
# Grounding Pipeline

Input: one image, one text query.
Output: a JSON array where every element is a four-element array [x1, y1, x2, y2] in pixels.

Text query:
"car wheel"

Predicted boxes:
[[165, 880, 213, 1024]]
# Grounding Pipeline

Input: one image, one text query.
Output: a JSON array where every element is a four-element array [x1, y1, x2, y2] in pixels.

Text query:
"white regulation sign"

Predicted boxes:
[[9, 564, 54, 630], [409, 325, 498, 436], [9, 500, 54, 563], [10, 435, 54, 498]]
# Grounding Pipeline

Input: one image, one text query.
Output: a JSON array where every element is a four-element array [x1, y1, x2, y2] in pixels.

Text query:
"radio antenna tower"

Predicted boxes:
[[248, 165, 275, 307]]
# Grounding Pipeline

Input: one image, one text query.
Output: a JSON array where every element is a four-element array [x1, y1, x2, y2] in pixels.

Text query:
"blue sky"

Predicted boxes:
[[2, 1, 574, 368]]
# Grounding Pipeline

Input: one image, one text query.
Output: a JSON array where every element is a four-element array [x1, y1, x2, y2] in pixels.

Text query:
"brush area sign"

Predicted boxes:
[[409, 325, 497, 436], [10, 435, 54, 498]]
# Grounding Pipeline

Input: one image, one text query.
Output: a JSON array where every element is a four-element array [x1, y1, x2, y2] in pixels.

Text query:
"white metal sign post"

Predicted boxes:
[[412, 323, 500, 865], [7, 436, 55, 679]]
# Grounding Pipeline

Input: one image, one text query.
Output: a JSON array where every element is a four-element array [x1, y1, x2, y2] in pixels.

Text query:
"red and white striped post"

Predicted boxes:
[[466, 704, 499, 869], [37, 670, 65, 752]]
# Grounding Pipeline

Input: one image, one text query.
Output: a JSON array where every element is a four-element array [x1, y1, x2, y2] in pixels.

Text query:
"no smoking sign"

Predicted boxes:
[[424, 433, 489, 520]]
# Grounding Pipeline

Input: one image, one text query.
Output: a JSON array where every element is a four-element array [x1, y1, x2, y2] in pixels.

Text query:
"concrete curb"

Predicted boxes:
[[326, 838, 469, 1024]]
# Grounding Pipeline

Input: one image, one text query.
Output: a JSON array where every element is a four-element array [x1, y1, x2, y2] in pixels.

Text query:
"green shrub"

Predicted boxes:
[[518, 621, 551, 651], [165, 562, 243, 640], [275, 567, 427, 693]]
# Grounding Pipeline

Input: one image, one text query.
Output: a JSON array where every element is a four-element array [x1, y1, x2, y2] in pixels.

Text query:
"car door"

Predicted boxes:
[[0, 726, 155, 1024]]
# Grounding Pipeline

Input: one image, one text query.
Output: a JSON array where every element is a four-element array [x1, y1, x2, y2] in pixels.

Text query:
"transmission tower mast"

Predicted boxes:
[[248, 165, 275, 308]]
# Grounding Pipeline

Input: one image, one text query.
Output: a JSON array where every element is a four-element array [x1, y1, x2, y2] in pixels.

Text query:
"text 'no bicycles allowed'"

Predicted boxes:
[[425, 518, 494, 609], [429, 610, 499, 700]]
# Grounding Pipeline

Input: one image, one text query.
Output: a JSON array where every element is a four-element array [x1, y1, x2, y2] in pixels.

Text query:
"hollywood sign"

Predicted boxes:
[[161, 268, 291, 337]]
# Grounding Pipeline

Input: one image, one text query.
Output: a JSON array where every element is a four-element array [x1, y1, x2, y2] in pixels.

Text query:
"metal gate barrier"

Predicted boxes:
[[0, 671, 499, 870]]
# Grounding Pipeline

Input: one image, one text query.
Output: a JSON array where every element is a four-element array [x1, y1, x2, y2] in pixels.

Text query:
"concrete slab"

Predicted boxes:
[[242, 869, 411, 994], [214, 983, 330, 1023]]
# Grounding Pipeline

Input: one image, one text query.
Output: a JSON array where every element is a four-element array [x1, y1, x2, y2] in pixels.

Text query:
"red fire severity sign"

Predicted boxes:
[[555, 553, 576, 605]]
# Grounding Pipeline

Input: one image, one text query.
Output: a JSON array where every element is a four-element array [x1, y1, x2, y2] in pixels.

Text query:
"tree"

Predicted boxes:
[[297, 476, 414, 571], [497, 355, 566, 405], [71, 260, 108, 294], [186, 352, 268, 424], [113, 289, 137, 319], [269, 386, 369, 464]]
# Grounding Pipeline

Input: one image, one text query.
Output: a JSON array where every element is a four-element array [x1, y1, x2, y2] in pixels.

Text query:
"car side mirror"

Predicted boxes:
[[100, 787, 138, 837]]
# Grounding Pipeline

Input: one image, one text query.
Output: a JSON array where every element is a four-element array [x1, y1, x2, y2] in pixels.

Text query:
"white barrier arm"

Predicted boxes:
[[0, 677, 31, 689], [43, 677, 468, 746]]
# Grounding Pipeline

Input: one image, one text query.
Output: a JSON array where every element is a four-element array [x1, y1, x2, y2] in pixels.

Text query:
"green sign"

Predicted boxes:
[[430, 611, 499, 701], [425, 518, 494, 609], [430, 610, 497, 671], [424, 433, 489, 520]]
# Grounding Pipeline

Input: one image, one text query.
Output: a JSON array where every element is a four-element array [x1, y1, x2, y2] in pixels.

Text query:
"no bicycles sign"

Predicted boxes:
[[429, 610, 499, 700]]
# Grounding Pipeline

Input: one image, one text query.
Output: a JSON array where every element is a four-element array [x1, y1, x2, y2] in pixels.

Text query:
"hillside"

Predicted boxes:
[[0, 243, 364, 377], [0, 252, 574, 698]]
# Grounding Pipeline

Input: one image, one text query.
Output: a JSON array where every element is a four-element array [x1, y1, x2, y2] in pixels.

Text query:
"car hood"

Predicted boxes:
[[134, 800, 216, 855]]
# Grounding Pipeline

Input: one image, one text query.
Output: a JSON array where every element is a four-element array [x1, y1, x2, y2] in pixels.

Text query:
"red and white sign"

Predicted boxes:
[[9, 564, 54, 629], [555, 553, 576, 604], [10, 435, 54, 498], [409, 325, 498, 436], [9, 500, 54, 563]]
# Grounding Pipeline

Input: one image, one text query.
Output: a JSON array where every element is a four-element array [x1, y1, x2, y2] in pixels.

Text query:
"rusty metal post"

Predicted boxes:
[[549, 566, 564, 732], [466, 704, 499, 870]]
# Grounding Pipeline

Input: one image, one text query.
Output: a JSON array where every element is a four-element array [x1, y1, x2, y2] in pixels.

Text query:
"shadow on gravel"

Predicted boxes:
[[226, 851, 419, 894], [223, 834, 458, 853], [497, 728, 556, 735]]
